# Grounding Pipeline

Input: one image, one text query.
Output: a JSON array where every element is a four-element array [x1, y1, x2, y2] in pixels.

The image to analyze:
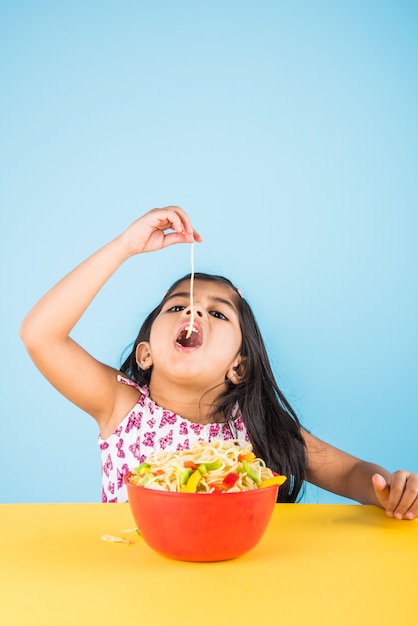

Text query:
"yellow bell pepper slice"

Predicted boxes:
[[259, 475, 287, 489], [181, 469, 202, 493]]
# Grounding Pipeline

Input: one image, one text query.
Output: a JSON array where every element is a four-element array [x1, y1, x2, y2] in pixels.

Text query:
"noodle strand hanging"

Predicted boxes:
[[186, 242, 195, 338]]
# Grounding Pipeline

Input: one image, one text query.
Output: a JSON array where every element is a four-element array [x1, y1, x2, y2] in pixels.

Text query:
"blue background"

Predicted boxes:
[[1, 1, 417, 504]]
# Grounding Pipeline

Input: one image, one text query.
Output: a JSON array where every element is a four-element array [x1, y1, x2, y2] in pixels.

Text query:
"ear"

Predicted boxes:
[[135, 342, 153, 371], [226, 355, 247, 384]]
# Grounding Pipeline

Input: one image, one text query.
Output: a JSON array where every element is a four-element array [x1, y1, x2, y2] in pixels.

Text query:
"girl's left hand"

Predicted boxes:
[[372, 471, 418, 520]]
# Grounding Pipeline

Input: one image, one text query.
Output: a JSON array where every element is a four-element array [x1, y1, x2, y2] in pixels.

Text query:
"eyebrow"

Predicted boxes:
[[164, 291, 238, 312]]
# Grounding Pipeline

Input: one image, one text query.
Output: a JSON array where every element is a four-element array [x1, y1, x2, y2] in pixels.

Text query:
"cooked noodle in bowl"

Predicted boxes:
[[127, 439, 285, 493], [124, 440, 286, 561]]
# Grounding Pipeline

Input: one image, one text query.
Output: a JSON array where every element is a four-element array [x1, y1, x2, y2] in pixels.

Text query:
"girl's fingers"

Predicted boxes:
[[390, 473, 418, 520], [374, 471, 418, 520], [149, 206, 201, 243], [404, 496, 418, 520], [121, 206, 201, 255], [192, 228, 203, 242], [158, 206, 195, 237], [372, 473, 391, 511], [159, 230, 195, 248], [386, 470, 410, 514]]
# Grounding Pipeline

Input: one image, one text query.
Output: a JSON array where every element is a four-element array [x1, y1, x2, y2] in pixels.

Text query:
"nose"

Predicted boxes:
[[186, 304, 203, 317]]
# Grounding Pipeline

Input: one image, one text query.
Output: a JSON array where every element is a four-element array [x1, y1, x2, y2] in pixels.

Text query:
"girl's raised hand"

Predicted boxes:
[[372, 471, 418, 520], [20, 205, 202, 430], [119, 206, 202, 257]]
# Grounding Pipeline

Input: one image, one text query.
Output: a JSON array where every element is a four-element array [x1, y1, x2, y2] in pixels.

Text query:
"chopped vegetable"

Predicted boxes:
[[133, 462, 151, 475], [222, 471, 240, 489], [242, 459, 260, 485], [181, 469, 202, 493], [238, 452, 256, 462], [180, 467, 193, 486], [204, 460, 223, 471], [259, 475, 287, 489], [137, 472, 154, 487], [183, 460, 198, 470], [209, 481, 227, 493], [209, 471, 240, 492]]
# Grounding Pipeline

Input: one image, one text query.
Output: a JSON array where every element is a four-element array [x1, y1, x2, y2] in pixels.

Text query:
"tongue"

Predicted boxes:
[[177, 328, 200, 348]]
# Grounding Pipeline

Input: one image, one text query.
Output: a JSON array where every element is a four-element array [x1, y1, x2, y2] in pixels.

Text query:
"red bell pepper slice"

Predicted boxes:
[[209, 472, 240, 492], [222, 471, 240, 489]]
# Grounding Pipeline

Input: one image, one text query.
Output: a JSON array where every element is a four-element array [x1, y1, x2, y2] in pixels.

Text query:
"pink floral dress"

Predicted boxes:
[[98, 376, 249, 502]]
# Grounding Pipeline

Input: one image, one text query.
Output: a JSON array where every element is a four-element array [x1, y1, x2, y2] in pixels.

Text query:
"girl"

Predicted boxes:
[[20, 206, 418, 518]]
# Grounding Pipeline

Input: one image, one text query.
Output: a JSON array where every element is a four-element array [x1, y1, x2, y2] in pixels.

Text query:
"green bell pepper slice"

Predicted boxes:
[[242, 459, 260, 485]]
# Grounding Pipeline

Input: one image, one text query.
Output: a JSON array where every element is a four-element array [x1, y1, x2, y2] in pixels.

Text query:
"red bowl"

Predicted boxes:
[[124, 473, 279, 561]]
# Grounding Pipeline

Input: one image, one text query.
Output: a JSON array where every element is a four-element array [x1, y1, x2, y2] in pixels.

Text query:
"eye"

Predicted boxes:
[[209, 310, 228, 320], [167, 305, 186, 313]]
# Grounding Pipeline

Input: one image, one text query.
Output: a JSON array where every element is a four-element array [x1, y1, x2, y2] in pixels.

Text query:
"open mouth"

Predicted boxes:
[[175, 325, 203, 349]]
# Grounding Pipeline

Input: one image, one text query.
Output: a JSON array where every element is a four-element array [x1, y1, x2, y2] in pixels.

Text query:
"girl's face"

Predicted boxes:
[[136, 279, 244, 387]]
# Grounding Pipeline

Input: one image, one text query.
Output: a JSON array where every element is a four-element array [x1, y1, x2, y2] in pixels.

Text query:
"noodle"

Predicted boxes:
[[185, 242, 195, 339], [127, 440, 286, 493]]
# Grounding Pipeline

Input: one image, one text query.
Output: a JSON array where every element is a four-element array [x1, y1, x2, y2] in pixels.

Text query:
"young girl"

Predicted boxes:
[[20, 206, 418, 518]]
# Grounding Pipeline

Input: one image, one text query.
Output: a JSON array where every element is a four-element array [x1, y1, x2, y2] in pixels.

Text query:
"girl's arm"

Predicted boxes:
[[303, 429, 418, 520], [20, 206, 201, 433]]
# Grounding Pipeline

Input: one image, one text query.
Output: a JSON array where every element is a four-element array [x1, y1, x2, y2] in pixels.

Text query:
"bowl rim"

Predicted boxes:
[[123, 470, 281, 496]]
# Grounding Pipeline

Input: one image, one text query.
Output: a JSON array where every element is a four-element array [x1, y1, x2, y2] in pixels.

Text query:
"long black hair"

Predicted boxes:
[[120, 273, 306, 502]]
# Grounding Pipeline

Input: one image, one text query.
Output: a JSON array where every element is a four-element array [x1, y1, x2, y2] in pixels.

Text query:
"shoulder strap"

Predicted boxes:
[[116, 374, 142, 392]]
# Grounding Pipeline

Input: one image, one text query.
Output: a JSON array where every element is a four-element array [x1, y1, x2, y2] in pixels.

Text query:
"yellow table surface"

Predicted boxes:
[[0, 503, 416, 625]]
